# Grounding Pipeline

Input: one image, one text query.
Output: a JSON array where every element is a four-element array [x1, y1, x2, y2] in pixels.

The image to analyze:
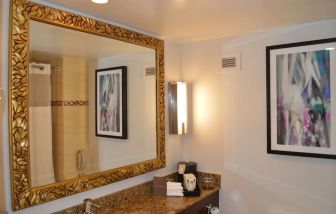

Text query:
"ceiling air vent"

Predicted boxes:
[[220, 53, 240, 72], [145, 66, 156, 76]]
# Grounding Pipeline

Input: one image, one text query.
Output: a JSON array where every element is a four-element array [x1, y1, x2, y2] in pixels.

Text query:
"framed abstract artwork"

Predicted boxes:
[[266, 38, 336, 159], [96, 66, 127, 139]]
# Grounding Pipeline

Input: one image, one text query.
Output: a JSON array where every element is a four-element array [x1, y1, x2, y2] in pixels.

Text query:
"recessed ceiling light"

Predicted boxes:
[[91, 0, 108, 4], [325, 47, 335, 51]]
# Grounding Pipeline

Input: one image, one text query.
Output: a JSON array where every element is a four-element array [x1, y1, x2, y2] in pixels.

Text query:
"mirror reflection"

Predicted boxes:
[[29, 20, 157, 187]]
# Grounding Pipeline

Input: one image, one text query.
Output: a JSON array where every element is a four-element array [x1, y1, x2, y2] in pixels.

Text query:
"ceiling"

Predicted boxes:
[[40, 0, 336, 43]]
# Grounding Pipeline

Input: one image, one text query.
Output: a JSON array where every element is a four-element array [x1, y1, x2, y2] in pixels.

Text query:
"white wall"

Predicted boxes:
[[0, 0, 184, 213], [90, 53, 157, 171], [182, 19, 336, 214]]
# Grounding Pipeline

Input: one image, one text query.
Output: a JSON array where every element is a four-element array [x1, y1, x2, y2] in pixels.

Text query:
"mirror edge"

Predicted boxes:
[[9, 0, 165, 210]]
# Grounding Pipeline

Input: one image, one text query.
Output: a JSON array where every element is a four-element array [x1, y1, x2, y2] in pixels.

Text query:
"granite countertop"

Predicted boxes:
[[55, 172, 220, 214], [100, 187, 220, 214]]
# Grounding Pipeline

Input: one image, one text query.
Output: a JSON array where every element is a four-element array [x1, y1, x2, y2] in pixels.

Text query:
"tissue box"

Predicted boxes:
[[153, 176, 167, 196]]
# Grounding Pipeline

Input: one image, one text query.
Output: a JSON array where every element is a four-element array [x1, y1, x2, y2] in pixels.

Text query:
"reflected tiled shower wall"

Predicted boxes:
[[52, 56, 89, 181]]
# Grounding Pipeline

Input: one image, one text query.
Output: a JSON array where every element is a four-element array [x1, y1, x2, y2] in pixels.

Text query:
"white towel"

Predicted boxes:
[[167, 182, 183, 193], [167, 191, 184, 197], [167, 181, 182, 187], [167, 182, 183, 190], [167, 186, 183, 191], [167, 189, 183, 194]]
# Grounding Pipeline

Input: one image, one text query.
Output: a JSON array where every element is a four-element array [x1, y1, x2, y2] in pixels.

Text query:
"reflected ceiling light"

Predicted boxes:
[[91, 0, 108, 4], [326, 47, 335, 50]]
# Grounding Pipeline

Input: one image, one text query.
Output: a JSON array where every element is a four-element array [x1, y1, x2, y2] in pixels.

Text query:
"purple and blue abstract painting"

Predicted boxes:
[[99, 72, 121, 133], [276, 50, 331, 147]]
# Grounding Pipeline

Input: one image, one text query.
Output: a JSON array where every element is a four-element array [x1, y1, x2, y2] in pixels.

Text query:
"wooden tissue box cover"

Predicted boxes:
[[153, 176, 167, 196]]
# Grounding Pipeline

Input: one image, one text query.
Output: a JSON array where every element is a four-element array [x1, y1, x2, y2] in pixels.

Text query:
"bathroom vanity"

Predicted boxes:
[[178, 190, 219, 214], [99, 188, 219, 214], [55, 172, 220, 214]]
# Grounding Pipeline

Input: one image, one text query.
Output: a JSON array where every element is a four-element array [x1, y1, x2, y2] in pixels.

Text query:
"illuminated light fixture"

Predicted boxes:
[[91, 0, 108, 4], [168, 82, 188, 134], [326, 47, 335, 50]]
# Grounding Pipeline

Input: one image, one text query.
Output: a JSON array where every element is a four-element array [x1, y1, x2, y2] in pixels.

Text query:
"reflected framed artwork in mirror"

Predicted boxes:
[[9, 0, 165, 210], [96, 66, 128, 139]]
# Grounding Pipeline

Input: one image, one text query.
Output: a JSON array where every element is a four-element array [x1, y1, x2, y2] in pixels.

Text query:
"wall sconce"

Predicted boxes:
[[168, 82, 188, 134]]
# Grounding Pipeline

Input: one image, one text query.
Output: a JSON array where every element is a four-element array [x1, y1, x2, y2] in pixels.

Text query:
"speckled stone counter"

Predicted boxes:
[[101, 186, 219, 214], [55, 172, 220, 214]]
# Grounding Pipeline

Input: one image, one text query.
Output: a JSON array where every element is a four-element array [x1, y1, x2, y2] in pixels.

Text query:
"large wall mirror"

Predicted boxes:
[[9, 0, 165, 210]]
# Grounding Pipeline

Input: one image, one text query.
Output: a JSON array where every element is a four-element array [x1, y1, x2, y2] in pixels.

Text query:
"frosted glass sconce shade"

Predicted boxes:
[[91, 0, 108, 4], [168, 82, 188, 134]]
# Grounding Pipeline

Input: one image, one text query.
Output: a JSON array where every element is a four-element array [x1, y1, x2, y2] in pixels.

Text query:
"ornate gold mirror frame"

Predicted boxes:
[[9, 0, 165, 210]]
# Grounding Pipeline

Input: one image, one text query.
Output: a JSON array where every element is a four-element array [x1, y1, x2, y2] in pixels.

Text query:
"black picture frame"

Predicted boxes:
[[96, 66, 127, 139], [266, 37, 336, 159]]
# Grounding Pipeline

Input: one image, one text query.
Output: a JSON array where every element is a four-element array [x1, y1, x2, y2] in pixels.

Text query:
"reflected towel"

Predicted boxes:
[[29, 63, 54, 187], [29, 106, 55, 186], [29, 63, 51, 107]]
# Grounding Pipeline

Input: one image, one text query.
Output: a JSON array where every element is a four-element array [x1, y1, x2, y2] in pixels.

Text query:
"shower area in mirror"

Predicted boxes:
[[29, 52, 94, 187]]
